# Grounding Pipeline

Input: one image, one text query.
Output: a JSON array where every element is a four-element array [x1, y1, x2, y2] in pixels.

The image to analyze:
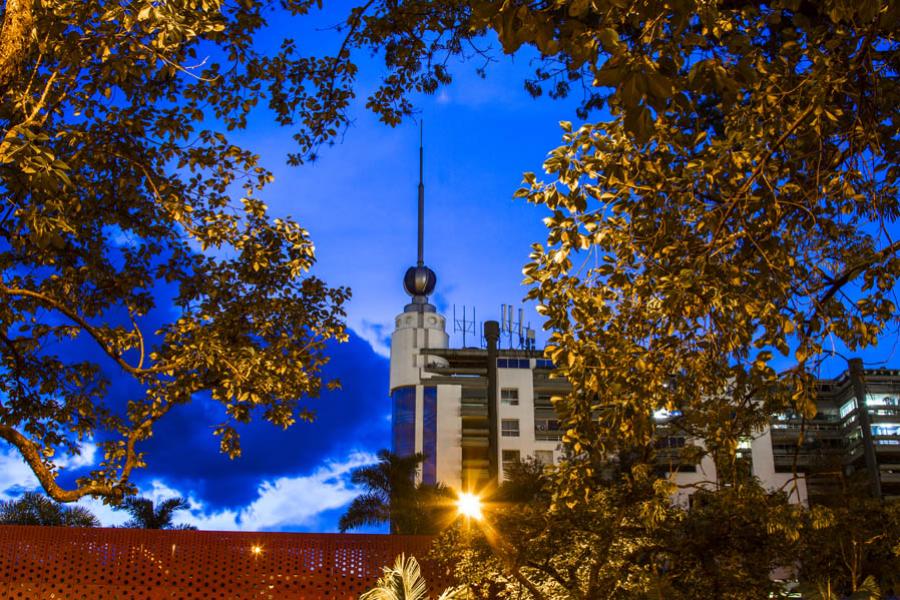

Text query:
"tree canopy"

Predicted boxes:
[[272, 0, 897, 485], [0, 0, 349, 502], [0, 491, 100, 526], [273, 0, 899, 595]]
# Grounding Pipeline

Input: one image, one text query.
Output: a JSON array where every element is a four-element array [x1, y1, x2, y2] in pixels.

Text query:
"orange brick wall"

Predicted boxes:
[[0, 525, 451, 599]]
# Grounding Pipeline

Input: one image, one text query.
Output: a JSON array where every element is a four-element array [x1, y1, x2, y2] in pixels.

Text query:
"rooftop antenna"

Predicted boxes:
[[417, 121, 424, 267], [402, 120, 437, 312]]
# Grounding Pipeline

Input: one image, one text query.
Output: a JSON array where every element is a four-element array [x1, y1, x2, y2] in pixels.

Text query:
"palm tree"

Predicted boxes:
[[360, 554, 468, 600], [116, 496, 196, 529], [0, 491, 100, 527], [339, 449, 452, 534]]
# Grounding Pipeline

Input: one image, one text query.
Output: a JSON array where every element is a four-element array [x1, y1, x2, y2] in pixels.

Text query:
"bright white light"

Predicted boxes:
[[653, 408, 682, 421], [456, 492, 483, 520]]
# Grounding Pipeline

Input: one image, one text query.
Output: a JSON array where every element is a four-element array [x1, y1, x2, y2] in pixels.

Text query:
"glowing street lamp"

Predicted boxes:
[[456, 492, 483, 520]]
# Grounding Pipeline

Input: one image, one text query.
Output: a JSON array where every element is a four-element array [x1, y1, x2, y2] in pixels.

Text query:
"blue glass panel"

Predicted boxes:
[[422, 387, 437, 485], [392, 386, 416, 458], [497, 358, 531, 369]]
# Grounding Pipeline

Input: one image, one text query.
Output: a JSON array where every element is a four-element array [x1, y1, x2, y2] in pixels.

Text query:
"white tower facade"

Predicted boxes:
[[388, 126, 460, 486]]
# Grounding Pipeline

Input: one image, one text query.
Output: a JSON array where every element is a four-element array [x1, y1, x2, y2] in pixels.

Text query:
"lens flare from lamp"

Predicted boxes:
[[456, 492, 483, 520]]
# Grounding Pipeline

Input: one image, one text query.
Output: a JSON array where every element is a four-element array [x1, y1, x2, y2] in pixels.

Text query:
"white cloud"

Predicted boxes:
[[0, 443, 378, 532], [56, 441, 97, 471], [238, 451, 375, 530], [174, 450, 377, 531], [354, 319, 392, 358], [0, 447, 39, 499]]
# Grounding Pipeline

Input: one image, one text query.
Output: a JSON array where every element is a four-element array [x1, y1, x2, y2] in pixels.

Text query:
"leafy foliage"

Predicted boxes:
[[339, 450, 452, 535], [115, 495, 196, 530], [218, 0, 895, 596], [182, 0, 898, 478], [796, 484, 900, 598], [0, 491, 99, 526], [434, 457, 899, 600], [360, 553, 469, 600], [0, 0, 349, 502]]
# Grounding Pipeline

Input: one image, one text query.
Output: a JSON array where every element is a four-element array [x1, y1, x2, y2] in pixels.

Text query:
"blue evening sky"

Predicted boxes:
[[0, 4, 895, 531]]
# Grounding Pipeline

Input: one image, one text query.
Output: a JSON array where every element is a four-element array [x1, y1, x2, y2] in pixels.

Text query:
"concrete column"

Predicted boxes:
[[849, 358, 882, 500], [485, 320, 500, 482]]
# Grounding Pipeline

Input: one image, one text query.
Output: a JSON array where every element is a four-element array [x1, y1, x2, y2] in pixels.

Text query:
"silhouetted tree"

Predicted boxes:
[[117, 496, 196, 530], [0, 492, 99, 527], [340, 450, 451, 534]]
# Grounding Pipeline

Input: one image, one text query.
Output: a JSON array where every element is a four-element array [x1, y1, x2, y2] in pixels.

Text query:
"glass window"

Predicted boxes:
[[422, 386, 437, 485], [391, 387, 416, 458], [501, 419, 520, 437], [534, 450, 554, 465], [867, 394, 899, 407], [535, 418, 560, 432], [872, 424, 900, 437], [502, 450, 520, 463], [840, 399, 856, 419], [497, 358, 530, 369], [535, 359, 554, 369], [501, 388, 519, 405]]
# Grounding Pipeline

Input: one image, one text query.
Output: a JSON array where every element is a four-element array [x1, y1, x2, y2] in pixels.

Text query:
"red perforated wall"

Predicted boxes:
[[0, 526, 451, 599]]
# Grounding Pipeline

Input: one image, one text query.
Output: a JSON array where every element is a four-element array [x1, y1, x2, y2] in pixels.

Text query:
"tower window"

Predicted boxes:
[[501, 419, 520, 437], [501, 388, 519, 406]]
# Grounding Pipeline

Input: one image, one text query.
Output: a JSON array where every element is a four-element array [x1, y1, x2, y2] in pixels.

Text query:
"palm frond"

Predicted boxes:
[[360, 554, 428, 600], [339, 493, 389, 532]]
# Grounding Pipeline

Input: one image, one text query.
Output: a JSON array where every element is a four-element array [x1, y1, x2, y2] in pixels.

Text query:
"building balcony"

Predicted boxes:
[[460, 404, 487, 417]]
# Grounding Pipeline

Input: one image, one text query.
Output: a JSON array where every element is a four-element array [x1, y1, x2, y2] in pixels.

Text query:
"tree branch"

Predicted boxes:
[[0, 0, 34, 91], [0, 283, 168, 376], [0, 423, 121, 502]]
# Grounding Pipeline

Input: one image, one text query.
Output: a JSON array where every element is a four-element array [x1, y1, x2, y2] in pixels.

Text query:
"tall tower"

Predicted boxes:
[[389, 124, 450, 484]]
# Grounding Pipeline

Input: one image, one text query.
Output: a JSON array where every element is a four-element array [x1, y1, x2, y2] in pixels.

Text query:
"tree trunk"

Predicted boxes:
[[0, 0, 34, 92]]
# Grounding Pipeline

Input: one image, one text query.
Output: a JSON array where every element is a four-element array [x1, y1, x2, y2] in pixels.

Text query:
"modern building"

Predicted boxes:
[[388, 137, 900, 505]]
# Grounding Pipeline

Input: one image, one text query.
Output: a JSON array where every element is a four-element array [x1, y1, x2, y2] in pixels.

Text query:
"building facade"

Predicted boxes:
[[389, 135, 899, 505], [389, 291, 900, 504]]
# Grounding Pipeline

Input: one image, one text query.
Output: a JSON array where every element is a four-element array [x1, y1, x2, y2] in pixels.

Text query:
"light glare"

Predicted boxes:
[[456, 492, 483, 520]]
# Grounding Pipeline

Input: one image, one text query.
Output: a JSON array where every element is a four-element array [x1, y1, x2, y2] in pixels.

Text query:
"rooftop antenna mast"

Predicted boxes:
[[402, 121, 437, 312], [417, 121, 424, 267]]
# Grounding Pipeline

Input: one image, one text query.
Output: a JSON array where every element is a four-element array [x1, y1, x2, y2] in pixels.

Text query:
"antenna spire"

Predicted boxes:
[[402, 120, 437, 312], [417, 120, 424, 267]]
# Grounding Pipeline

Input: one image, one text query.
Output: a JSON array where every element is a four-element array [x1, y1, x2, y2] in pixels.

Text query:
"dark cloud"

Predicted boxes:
[[129, 331, 390, 510]]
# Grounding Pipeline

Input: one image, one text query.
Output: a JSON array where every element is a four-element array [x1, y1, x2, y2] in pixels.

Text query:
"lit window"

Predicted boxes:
[[867, 394, 898, 407], [534, 450, 554, 465], [653, 408, 683, 421], [501, 388, 519, 406], [501, 419, 520, 437], [872, 424, 900, 437], [840, 399, 856, 419]]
